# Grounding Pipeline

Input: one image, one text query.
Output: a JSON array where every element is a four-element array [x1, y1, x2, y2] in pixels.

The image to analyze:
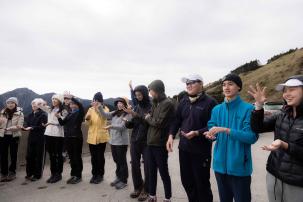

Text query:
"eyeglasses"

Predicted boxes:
[[186, 80, 199, 86]]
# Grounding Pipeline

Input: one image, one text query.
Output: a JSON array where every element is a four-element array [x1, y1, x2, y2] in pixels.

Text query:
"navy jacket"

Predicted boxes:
[[170, 93, 217, 155]]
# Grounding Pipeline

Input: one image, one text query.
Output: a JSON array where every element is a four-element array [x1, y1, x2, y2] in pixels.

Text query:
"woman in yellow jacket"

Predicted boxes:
[[85, 92, 110, 184]]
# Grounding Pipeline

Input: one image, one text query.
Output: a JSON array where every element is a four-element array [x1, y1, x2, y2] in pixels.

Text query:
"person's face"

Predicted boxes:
[[64, 97, 71, 105], [91, 100, 101, 107], [186, 80, 202, 96], [31, 103, 39, 111], [117, 101, 125, 110], [6, 101, 16, 110], [135, 91, 144, 101], [283, 86, 303, 107], [149, 89, 157, 99], [223, 80, 240, 99], [69, 102, 79, 110], [52, 98, 60, 107]]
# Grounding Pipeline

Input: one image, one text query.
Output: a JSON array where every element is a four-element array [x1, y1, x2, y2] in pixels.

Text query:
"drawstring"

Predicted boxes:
[[274, 177, 277, 200]]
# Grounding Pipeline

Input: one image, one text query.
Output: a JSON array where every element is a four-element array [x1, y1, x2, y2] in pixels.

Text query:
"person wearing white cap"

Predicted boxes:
[[40, 94, 68, 183], [249, 75, 303, 202], [167, 74, 217, 202], [0, 97, 24, 182]]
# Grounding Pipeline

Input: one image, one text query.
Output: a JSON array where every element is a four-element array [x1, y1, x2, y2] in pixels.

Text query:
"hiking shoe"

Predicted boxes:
[[25, 175, 32, 180], [115, 181, 127, 189], [30, 176, 41, 182], [0, 175, 8, 182], [67, 176, 76, 184], [148, 196, 157, 202], [69, 176, 81, 184], [89, 176, 96, 184], [130, 189, 141, 198], [92, 175, 103, 184], [46, 175, 54, 183], [6, 172, 16, 181], [50, 174, 62, 183], [138, 191, 148, 201], [110, 178, 120, 186]]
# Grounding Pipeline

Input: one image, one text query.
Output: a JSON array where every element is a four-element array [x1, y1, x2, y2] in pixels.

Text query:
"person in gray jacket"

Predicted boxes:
[[98, 97, 131, 190]]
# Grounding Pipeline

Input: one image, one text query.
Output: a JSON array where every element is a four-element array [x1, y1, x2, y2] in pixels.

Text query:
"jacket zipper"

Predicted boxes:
[[225, 102, 230, 174]]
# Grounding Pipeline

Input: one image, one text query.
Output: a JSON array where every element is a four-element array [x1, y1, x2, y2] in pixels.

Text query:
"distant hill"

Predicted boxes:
[[0, 88, 116, 115], [205, 48, 303, 103]]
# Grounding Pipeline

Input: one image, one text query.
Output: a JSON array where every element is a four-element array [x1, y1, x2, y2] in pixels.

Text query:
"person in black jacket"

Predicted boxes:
[[167, 74, 217, 202], [249, 75, 303, 202], [56, 97, 84, 184], [23, 98, 47, 181], [124, 85, 151, 201]]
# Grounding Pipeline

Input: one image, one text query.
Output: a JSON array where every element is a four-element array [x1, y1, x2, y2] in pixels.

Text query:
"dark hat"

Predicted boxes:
[[114, 97, 128, 108], [93, 92, 103, 103], [148, 80, 165, 94], [222, 73, 242, 91], [71, 97, 82, 107]]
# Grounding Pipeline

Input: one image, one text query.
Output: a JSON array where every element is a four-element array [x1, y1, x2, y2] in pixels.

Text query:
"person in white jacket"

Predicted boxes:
[[40, 94, 67, 183]]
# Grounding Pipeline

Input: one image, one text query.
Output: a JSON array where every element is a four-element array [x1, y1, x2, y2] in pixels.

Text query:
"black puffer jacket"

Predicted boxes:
[[251, 102, 303, 187], [26, 109, 47, 142], [58, 109, 84, 139], [125, 85, 151, 143]]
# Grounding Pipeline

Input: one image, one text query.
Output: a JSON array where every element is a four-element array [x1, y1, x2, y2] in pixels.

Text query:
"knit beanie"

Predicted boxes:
[[6, 97, 18, 106], [93, 92, 103, 103], [222, 73, 242, 91]]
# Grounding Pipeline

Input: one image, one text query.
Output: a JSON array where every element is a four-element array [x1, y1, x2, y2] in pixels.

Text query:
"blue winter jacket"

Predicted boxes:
[[208, 95, 258, 176]]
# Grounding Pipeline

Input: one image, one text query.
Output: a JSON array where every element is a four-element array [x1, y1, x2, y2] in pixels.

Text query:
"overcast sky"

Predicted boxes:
[[0, 0, 302, 99]]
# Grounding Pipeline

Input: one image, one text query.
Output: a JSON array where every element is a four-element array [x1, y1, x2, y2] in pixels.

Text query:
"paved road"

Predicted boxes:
[[0, 133, 273, 202]]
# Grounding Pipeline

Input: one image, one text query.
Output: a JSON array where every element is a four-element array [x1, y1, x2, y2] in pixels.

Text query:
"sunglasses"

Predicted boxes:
[[186, 80, 200, 86]]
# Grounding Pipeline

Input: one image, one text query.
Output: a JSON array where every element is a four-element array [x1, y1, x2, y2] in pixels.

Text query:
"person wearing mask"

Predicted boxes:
[[249, 75, 303, 202]]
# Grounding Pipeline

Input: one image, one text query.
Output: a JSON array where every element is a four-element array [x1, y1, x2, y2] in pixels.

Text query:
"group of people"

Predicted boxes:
[[0, 73, 302, 202]]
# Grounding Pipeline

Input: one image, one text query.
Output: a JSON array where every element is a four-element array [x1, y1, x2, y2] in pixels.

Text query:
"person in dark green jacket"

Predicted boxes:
[[145, 80, 175, 202]]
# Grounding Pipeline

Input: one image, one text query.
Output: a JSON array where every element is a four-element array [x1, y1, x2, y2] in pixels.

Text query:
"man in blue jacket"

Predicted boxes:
[[167, 74, 217, 202], [204, 73, 258, 202]]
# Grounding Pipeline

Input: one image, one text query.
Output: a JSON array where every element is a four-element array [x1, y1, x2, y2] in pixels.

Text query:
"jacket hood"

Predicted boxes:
[[134, 85, 151, 107], [148, 80, 165, 94]]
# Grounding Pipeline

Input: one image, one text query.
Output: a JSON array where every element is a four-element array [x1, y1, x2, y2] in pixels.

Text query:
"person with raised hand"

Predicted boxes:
[[249, 75, 303, 202]]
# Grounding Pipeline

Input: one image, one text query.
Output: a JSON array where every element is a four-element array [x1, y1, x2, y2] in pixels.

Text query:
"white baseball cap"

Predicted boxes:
[[181, 74, 203, 83], [276, 78, 303, 91]]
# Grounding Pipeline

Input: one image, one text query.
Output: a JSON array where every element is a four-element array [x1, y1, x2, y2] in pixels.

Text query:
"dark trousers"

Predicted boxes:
[[26, 137, 45, 178], [179, 149, 213, 202], [148, 146, 172, 199], [215, 172, 251, 202], [0, 135, 19, 175], [66, 137, 83, 178], [111, 145, 128, 183], [45, 136, 64, 175], [130, 141, 149, 192], [89, 143, 106, 177]]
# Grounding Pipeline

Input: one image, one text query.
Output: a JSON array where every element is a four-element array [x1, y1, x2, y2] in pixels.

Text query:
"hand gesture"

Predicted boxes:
[[261, 139, 286, 151], [122, 106, 133, 114], [129, 80, 133, 90], [181, 130, 198, 140], [248, 83, 267, 106], [104, 125, 112, 130], [22, 127, 32, 131]]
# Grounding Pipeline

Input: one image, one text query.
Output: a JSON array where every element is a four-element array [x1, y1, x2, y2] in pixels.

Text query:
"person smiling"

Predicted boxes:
[[204, 73, 258, 202], [249, 75, 303, 202]]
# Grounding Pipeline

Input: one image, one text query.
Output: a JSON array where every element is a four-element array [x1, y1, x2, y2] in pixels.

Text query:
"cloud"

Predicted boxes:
[[0, 0, 302, 99]]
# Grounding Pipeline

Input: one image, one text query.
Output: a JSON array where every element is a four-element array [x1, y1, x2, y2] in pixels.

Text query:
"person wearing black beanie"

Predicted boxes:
[[222, 73, 243, 91], [93, 92, 103, 103]]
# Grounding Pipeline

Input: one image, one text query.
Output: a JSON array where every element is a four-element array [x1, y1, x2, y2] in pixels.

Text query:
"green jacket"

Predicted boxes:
[[146, 94, 174, 147]]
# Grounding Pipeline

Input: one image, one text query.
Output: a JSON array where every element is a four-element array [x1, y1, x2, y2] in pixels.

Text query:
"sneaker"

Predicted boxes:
[[25, 175, 32, 180], [46, 175, 54, 183], [67, 176, 76, 184], [6, 172, 16, 181], [130, 189, 141, 198], [138, 191, 148, 201], [69, 176, 82, 184], [50, 174, 62, 183], [115, 181, 127, 189], [110, 178, 120, 186], [0, 175, 8, 182], [148, 196, 157, 202], [89, 176, 96, 184], [92, 175, 103, 184]]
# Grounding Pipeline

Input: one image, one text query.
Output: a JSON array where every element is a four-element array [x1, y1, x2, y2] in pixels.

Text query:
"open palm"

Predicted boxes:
[[248, 83, 267, 105]]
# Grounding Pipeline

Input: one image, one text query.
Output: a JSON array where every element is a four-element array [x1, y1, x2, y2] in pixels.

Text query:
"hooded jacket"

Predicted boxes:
[[125, 85, 152, 143], [146, 80, 175, 147]]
